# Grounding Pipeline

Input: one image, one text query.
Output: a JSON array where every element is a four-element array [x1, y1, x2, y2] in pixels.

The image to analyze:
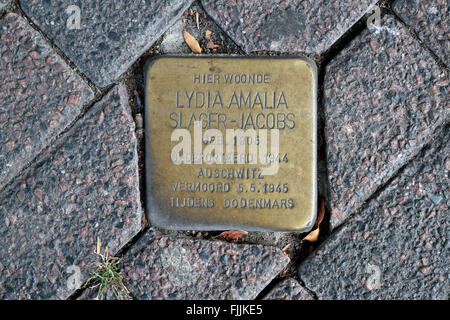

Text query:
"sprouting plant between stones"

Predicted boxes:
[[84, 253, 130, 300]]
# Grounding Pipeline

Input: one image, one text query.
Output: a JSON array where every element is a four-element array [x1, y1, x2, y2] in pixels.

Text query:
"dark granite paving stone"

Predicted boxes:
[[121, 229, 289, 300], [263, 278, 314, 300], [201, 0, 378, 54], [324, 15, 449, 229], [19, 0, 193, 87], [299, 133, 449, 299], [0, 84, 142, 299], [393, 0, 449, 66], [0, 13, 94, 190]]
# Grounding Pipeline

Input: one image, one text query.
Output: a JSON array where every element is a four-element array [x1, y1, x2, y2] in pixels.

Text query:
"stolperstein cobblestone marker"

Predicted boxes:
[[145, 56, 317, 232]]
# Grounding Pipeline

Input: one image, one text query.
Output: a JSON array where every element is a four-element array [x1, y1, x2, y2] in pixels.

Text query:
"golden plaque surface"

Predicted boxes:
[[145, 56, 317, 232]]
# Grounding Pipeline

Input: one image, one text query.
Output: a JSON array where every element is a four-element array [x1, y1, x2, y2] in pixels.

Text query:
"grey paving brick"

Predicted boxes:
[[0, 0, 10, 10], [394, 0, 449, 66], [19, 0, 193, 87], [77, 286, 132, 300], [299, 132, 449, 300], [201, 0, 378, 54], [121, 229, 289, 300], [263, 278, 314, 300], [0, 13, 94, 190], [0, 84, 142, 299], [324, 15, 449, 229]]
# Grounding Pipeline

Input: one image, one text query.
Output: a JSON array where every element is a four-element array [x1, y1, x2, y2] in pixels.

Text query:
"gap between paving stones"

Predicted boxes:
[[13, 0, 102, 95], [261, 278, 316, 300], [0, 8, 7, 19], [319, 0, 388, 65], [373, 0, 449, 71]]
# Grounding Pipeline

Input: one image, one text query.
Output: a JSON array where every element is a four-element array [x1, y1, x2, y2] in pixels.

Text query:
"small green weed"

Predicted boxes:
[[84, 253, 129, 300]]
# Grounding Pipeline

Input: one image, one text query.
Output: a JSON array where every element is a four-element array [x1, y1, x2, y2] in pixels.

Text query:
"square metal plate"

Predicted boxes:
[[145, 55, 317, 232]]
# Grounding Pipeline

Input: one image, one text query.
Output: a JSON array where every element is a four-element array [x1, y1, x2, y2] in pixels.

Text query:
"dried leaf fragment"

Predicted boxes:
[[213, 230, 248, 240], [302, 199, 325, 242], [183, 29, 202, 54], [205, 29, 212, 40]]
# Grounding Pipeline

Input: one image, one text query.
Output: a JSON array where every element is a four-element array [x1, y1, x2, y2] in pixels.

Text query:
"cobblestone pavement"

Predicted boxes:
[[0, 0, 448, 300], [299, 134, 449, 299]]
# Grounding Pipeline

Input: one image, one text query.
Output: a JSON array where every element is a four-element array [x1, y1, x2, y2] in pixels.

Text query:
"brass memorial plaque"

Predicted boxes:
[[145, 56, 317, 232]]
